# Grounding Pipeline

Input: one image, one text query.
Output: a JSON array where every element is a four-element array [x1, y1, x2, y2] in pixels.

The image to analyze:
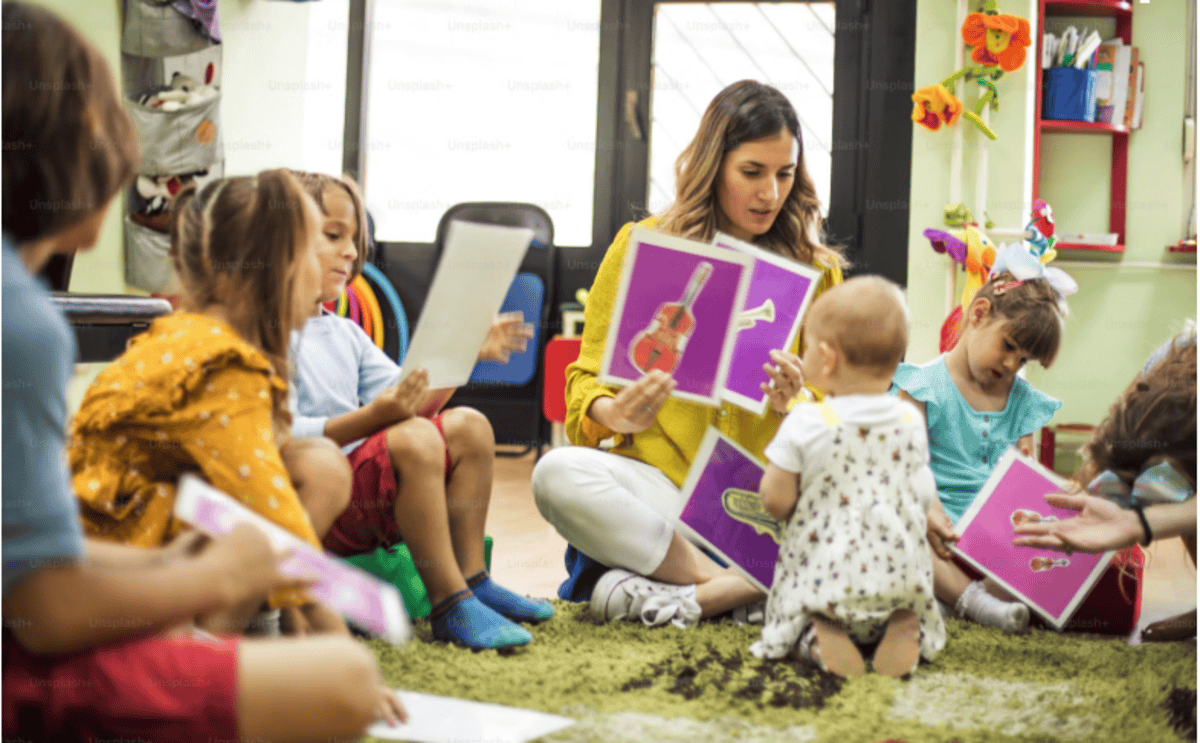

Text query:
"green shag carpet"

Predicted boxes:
[[365, 602, 1196, 743]]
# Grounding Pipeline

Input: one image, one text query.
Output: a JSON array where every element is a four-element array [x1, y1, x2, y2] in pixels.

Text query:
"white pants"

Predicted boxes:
[[531, 446, 683, 576]]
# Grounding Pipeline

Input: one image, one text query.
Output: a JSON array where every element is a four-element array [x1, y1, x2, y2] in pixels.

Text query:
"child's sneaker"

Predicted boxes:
[[590, 569, 701, 629], [873, 609, 921, 678]]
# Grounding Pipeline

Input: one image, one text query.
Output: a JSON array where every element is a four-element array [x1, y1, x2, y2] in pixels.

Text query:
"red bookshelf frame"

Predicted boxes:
[[1032, 0, 1132, 253]]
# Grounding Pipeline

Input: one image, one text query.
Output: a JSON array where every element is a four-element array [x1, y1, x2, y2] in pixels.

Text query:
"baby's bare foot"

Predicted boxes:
[[873, 609, 920, 678]]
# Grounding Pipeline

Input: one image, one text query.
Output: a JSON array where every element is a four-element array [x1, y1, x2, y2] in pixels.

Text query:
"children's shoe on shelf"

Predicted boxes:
[[466, 570, 554, 622], [956, 580, 1029, 632], [429, 590, 532, 649], [590, 569, 701, 629], [872, 609, 921, 678]]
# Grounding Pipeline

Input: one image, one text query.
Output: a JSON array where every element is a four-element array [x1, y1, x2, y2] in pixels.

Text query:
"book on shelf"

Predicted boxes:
[[1131, 61, 1145, 130], [1092, 39, 1120, 114], [1100, 42, 1134, 127], [1122, 47, 1140, 130]]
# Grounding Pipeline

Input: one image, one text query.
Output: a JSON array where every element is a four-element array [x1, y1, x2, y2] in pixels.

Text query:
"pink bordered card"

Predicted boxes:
[[951, 449, 1116, 630], [174, 474, 412, 645], [675, 427, 780, 592], [711, 232, 823, 416], [599, 226, 753, 407]]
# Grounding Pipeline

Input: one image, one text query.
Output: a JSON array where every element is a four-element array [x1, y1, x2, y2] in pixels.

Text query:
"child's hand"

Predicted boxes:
[[926, 509, 959, 560], [478, 311, 534, 363], [376, 684, 408, 727], [205, 524, 315, 607], [762, 349, 804, 415], [371, 369, 430, 425]]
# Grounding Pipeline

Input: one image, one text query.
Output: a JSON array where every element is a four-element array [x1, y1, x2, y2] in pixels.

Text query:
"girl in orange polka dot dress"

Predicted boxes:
[[69, 170, 346, 633]]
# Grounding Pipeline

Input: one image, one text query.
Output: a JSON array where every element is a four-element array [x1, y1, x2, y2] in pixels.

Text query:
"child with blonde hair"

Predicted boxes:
[[754, 276, 944, 678], [288, 171, 551, 649], [894, 253, 1070, 631]]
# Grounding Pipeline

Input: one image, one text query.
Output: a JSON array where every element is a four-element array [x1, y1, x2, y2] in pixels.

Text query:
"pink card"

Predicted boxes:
[[174, 475, 412, 644], [952, 450, 1115, 630]]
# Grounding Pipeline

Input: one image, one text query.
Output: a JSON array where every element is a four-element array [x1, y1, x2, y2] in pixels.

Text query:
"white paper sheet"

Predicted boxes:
[[367, 690, 575, 742], [400, 220, 535, 389]]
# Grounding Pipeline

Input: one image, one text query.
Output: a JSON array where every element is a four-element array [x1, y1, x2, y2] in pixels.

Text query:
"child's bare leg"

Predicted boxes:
[[281, 437, 352, 539], [649, 533, 765, 617], [934, 547, 1028, 631], [384, 417, 465, 605], [810, 616, 865, 678], [237, 636, 381, 743], [873, 609, 921, 678], [441, 407, 555, 622], [439, 407, 492, 577]]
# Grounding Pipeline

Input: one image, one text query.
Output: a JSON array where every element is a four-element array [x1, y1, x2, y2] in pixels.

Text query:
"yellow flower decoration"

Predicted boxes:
[[911, 84, 963, 132]]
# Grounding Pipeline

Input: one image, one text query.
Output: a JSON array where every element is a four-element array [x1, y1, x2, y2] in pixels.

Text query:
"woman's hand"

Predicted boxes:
[[478, 311, 534, 363], [1012, 491, 1144, 553], [926, 507, 959, 560], [370, 369, 430, 426], [588, 370, 675, 434], [762, 349, 804, 415]]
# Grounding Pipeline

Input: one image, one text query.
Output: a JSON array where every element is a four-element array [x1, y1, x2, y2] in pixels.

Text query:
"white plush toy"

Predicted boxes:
[[138, 72, 217, 111]]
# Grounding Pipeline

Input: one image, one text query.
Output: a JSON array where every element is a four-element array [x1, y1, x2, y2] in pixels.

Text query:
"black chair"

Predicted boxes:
[[433, 203, 555, 457]]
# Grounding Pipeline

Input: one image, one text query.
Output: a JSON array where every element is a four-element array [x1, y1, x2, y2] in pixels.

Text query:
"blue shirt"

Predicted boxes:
[[290, 311, 402, 453], [893, 356, 1061, 524], [2, 237, 85, 595]]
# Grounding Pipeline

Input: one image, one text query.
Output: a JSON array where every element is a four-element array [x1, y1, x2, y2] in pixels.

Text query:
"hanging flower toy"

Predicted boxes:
[[911, 0, 1032, 140]]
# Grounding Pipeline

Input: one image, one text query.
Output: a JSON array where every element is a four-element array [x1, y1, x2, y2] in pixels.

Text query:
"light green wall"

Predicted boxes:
[[30, 0, 128, 294], [908, 0, 1196, 431]]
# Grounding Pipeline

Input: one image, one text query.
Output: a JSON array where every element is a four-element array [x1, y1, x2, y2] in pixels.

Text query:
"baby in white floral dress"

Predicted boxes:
[[753, 276, 945, 678]]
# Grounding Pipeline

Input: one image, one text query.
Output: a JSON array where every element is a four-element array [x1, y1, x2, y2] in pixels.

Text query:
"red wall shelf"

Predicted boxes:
[[1033, 0, 1132, 253]]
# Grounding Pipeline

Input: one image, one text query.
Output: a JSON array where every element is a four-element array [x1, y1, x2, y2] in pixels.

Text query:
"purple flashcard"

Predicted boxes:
[[600, 226, 753, 407], [676, 427, 780, 591], [952, 450, 1115, 630], [712, 233, 823, 416], [174, 475, 412, 645]]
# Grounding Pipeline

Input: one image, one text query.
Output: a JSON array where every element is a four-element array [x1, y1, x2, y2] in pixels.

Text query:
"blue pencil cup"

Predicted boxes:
[[1043, 68, 1098, 123]]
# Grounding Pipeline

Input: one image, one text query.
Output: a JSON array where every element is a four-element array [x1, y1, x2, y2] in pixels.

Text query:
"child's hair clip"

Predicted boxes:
[[993, 279, 1024, 295]]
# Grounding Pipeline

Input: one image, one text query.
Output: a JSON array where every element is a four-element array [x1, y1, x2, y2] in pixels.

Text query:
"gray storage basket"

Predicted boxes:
[[124, 213, 180, 294], [126, 92, 221, 176], [122, 0, 213, 58]]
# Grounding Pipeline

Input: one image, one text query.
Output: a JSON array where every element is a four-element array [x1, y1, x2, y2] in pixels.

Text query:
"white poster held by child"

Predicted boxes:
[[400, 220, 535, 388], [952, 449, 1117, 630], [368, 690, 574, 742], [173, 475, 412, 645], [711, 232, 824, 416]]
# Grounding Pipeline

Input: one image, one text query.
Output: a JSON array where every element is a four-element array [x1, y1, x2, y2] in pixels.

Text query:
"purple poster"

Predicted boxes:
[[600, 227, 752, 406], [953, 450, 1115, 629], [676, 428, 780, 591], [713, 233, 823, 416]]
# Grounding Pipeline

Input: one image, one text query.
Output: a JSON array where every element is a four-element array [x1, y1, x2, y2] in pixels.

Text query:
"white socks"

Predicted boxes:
[[955, 580, 1029, 632]]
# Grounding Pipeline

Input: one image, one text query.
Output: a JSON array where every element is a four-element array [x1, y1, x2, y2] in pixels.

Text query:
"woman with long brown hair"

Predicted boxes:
[[533, 80, 846, 626]]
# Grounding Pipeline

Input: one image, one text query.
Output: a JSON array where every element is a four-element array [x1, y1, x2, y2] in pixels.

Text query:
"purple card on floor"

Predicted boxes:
[[712, 233, 822, 417], [675, 427, 780, 591], [600, 226, 753, 407], [174, 475, 412, 644], [952, 449, 1116, 630]]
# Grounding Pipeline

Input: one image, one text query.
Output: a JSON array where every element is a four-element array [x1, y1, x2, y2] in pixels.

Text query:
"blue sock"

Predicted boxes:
[[429, 590, 532, 649], [467, 571, 554, 623]]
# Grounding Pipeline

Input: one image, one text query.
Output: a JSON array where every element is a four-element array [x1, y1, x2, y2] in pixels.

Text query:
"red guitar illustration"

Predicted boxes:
[[631, 262, 713, 374], [1030, 556, 1070, 572]]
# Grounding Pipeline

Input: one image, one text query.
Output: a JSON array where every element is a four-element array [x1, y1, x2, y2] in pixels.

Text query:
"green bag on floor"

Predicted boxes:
[[344, 536, 493, 619]]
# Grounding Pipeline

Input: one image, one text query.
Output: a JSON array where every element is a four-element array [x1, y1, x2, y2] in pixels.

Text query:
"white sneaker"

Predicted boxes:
[[590, 569, 701, 629]]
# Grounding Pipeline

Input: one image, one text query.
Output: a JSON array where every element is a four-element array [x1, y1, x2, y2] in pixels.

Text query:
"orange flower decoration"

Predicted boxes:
[[911, 84, 963, 132], [962, 12, 1031, 72]]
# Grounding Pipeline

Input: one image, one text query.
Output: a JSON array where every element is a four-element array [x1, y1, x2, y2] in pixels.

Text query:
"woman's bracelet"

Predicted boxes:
[[1129, 501, 1154, 546]]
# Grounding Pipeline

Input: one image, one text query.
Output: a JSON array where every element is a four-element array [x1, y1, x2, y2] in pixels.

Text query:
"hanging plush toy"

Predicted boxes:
[[1023, 198, 1057, 258], [912, 0, 1032, 140]]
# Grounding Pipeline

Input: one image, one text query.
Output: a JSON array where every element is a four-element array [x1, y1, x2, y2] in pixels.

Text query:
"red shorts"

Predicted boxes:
[[323, 412, 452, 556], [3, 628, 239, 741]]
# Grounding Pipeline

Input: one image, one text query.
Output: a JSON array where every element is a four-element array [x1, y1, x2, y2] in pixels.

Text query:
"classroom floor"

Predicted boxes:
[[485, 449, 1199, 643]]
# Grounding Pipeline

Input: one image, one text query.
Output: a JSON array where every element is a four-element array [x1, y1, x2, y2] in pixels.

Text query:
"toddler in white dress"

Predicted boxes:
[[752, 276, 945, 678]]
